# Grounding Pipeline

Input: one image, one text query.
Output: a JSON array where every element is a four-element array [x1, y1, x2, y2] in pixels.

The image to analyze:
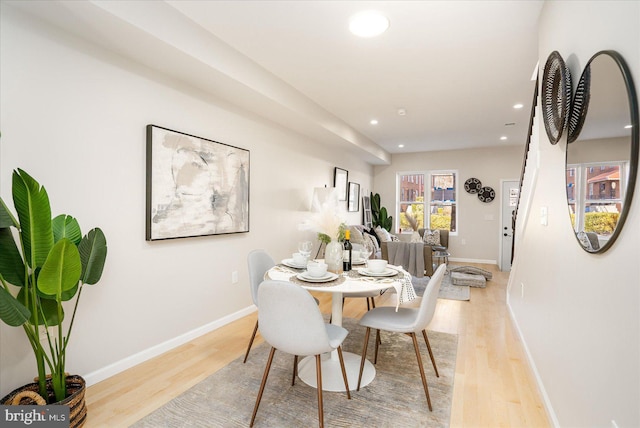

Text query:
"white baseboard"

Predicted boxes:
[[448, 257, 497, 265], [82, 305, 257, 387], [507, 301, 560, 427]]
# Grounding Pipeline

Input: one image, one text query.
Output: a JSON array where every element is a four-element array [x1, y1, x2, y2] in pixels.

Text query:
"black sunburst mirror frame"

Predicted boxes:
[[542, 51, 572, 144]]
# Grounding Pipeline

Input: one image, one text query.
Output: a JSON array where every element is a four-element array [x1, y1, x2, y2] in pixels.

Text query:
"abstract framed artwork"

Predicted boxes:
[[146, 125, 250, 240], [348, 182, 360, 212], [334, 167, 348, 201]]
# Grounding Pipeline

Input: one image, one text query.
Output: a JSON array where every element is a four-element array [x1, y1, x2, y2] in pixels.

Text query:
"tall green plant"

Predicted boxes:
[[370, 192, 393, 232], [0, 169, 108, 403]]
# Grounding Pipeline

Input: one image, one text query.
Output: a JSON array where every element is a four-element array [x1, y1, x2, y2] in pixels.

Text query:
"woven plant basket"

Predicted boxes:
[[1, 375, 87, 428]]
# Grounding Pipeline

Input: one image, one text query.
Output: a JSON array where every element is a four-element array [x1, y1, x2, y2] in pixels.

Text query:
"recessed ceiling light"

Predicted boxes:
[[398, 144, 405, 148], [513, 103, 524, 109], [370, 119, 379, 125], [349, 11, 390, 38], [397, 108, 406, 116], [500, 136, 508, 140], [624, 124, 632, 129]]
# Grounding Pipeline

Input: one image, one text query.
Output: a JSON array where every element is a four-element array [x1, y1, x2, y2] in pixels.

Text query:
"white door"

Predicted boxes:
[[500, 180, 519, 271]]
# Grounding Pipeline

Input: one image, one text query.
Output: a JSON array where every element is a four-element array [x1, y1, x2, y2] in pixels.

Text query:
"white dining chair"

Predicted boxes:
[[246, 250, 322, 364], [244, 250, 276, 363], [341, 242, 388, 314], [356, 263, 447, 411], [250, 280, 351, 428]]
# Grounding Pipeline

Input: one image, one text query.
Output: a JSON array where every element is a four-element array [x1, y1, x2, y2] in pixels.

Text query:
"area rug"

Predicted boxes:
[[412, 272, 470, 301], [131, 318, 458, 428]]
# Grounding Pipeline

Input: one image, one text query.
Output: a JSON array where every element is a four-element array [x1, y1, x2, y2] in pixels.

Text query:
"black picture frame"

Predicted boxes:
[[146, 125, 250, 240], [348, 182, 360, 212], [362, 195, 372, 228], [334, 167, 348, 201]]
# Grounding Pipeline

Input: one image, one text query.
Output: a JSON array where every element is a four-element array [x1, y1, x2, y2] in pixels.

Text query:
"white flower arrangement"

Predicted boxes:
[[305, 187, 346, 243]]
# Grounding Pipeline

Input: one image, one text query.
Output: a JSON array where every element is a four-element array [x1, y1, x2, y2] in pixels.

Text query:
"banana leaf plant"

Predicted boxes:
[[0, 169, 107, 403]]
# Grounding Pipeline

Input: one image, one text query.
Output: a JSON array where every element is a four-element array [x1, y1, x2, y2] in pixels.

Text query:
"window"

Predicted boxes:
[[566, 166, 576, 215], [397, 171, 457, 233], [398, 173, 425, 232], [429, 172, 457, 233], [567, 161, 625, 239]]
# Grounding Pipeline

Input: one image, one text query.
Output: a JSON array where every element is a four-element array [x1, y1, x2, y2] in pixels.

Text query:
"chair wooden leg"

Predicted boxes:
[[250, 346, 276, 427], [368, 298, 381, 345], [243, 320, 259, 363], [357, 327, 371, 391], [374, 329, 381, 364], [315, 355, 324, 428], [422, 330, 439, 377], [411, 333, 433, 411], [336, 346, 351, 399], [292, 355, 298, 386]]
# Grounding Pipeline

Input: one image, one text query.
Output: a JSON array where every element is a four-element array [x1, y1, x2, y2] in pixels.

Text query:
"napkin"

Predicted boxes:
[[389, 265, 417, 311]]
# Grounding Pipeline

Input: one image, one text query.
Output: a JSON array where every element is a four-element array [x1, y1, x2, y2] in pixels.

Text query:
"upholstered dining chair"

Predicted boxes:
[[244, 250, 276, 363], [250, 280, 351, 428], [343, 291, 379, 311], [341, 242, 388, 314], [245, 249, 323, 364], [245, 250, 321, 363], [356, 263, 447, 411]]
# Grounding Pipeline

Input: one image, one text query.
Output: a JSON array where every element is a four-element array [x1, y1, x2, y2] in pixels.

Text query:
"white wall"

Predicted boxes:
[[374, 146, 523, 263], [0, 7, 372, 393], [509, 2, 639, 427]]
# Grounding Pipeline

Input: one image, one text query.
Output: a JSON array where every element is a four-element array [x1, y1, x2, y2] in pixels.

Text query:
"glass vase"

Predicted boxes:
[[325, 240, 343, 274]]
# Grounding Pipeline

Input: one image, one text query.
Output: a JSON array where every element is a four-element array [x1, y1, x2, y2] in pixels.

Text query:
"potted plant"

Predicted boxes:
[[370, 192, 393, 232], [0, 169, 107, 422]]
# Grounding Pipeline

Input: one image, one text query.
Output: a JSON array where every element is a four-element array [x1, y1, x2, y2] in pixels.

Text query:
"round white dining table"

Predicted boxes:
[[265, 263, 402, 392]]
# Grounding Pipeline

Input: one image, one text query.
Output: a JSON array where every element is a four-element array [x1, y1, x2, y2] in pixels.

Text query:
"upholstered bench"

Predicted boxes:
[[450, 272, 486, 288]]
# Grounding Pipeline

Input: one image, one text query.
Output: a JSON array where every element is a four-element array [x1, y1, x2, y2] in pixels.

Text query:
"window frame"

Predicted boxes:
[[396, 171, 426, 234], [396, 170, 458, 235], [566, 160, 627, 238], [427, 170, 458, 235]]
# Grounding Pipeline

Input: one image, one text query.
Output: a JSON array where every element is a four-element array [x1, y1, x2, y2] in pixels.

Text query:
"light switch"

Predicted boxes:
[[540, 206, 548, 226]]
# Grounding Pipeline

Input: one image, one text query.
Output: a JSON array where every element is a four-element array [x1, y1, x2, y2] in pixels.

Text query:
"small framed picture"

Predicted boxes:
[[348, 182, 360, 212], [333, 167, 348, 201], [362, 195, 372, 228]]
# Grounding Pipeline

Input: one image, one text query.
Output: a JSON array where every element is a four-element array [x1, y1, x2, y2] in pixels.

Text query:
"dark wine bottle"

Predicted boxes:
[[343, 229, 352, 271]]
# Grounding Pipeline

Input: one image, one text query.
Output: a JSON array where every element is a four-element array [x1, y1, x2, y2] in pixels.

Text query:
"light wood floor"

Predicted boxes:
[[84, 263, 550, 427]]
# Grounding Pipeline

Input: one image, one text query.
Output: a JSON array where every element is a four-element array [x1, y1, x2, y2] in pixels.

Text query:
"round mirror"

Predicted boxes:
[[566, 50, 639, 253]]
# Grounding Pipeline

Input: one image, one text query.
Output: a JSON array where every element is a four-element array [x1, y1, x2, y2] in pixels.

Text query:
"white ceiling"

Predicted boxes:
[[5, 0, 544, 163], [166, 1, 543, 153]]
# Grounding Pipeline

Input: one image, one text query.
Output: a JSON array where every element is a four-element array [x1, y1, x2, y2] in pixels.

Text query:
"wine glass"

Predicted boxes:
[[298, 240, 313, 259], [361, 240, 374, 268]]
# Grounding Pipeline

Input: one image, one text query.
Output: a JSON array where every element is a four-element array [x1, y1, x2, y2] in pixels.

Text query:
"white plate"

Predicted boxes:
[[297, 272, 339, 283], [358, 268, 398, 277], [351, 259, 366, 265], [282, 258, 307, 269]]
